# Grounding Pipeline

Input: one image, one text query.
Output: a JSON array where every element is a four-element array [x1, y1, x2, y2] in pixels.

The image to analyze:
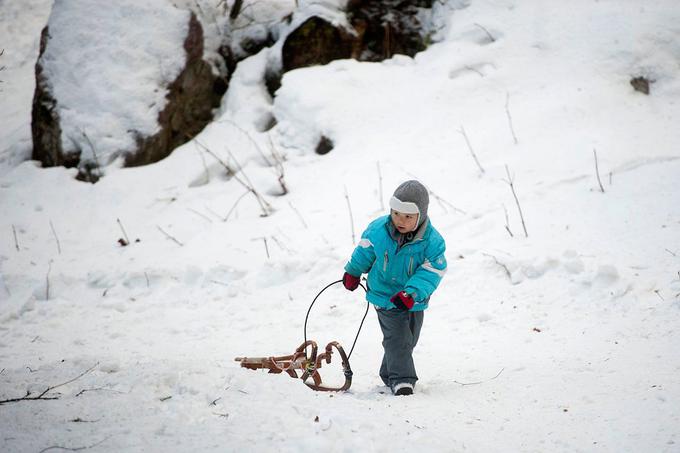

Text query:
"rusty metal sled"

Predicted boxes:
[[235, 340, 353, 392]]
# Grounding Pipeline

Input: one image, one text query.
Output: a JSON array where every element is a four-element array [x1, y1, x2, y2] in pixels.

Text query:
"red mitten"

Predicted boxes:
[[390, 291, 414, 311], [342, 272, 361, 291]]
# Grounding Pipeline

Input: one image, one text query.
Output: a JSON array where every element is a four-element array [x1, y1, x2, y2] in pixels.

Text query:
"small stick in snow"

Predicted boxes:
[[503, 205, 514, 238], [204, 205, 224, 221], [454, 368, 505, 386], [38, 436, 111, 453], [81, 130, 103, 178], [12, 224, 19, 251], [260, 237, 270, 259], [46, 261, 52, 300], [223, 190, 251, 222], [458, 126, 485, 174], [116, 218, 131, 246], [344, 186, 356, 246], [609, 171, 613, 186], [288, 201, 308, 229], [144, 272, 150, 288], [377, 161, 385, 210], [187, 208, 213, 223], [504, 92, 519, 145], [156, 225, 184, 247], [654, 290, 664, 301], [0, 362, 99, 405], [49, 220, 62, 254], [270, 235, 292, 254], [473, 23, 496, 42], [593, 149, 605, 193], [664, 248, 677, 257], [503, 165, 528, 238], [195, 142, 210, 184], [482, 253, 512, 280]]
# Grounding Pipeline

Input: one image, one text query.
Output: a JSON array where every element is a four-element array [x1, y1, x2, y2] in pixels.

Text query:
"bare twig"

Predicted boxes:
[[38, 435, 110, 453], [270, 235, 292, 254], [205, 205, 224, 221], [46, 261, 52, 300], [116, 218, 131, 245], [664, 248, 677, 257], [81, 130, 102, 177], [503, 165, 528, 237], [288, 201, 308, 229], [222, 189, 251, 222], [502, 205, 514, 238], [0, 363, 99, 405], [156, 225, 184, 247], [12, 224, 19, 251], [224, 146, 272, 216], [344, 186, 356, 246], [195, 138, 271, 217], [255, 237, 270, 258], [504, 92, 518, 145], [377, 161, 385, 210], [267, 133, 287, 195], [49, 220, 62, 254], [454, 368, 504, 386], [458, 126, 485, 174], [195, 143, 210, 184], [482, 253, 511, 280], [654, 290, 664, 301], [187, 208, 213, 223], [75, 387, 125, 397], [473, 23, 496, 42], [593, 148, 605, 193]]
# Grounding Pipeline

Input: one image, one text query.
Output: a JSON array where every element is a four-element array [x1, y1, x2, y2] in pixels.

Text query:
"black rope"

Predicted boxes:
[[303, 280, 369, 360]]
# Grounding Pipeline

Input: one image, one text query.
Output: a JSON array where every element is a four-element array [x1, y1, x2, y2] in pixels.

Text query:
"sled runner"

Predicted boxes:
[[235, 340, 353, 392]]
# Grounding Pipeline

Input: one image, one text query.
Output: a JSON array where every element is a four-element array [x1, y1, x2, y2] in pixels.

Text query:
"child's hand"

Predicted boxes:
[[390, 291, 414, 311], [342, 272, 361, 291]]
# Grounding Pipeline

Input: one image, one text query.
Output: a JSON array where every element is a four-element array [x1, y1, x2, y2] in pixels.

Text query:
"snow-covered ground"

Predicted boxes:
[[1, 1, 680, 452]]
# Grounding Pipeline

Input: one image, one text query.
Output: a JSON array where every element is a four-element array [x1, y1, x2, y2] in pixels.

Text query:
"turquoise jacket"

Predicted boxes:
[[344, 215, 447, 311]]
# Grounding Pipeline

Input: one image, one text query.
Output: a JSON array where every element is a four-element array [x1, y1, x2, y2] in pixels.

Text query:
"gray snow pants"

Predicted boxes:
[[376, 307, 424, 388]]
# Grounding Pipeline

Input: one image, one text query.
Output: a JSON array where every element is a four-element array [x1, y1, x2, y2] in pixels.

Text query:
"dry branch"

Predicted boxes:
[[376, 161, 385, 211], [288, 201, 308, 229], [187, 208, 213, 223], [222, 190, 251, 222], [458, 126, 485, 174], [454, 367, 504, 386], [502, 205, 514, 238], [504, 165, 528, 238], [473, 23, 496, 42], [46, 261, 52, 300], [12, 224, 19, 251], [0, 363, 98, 405], [483, 253, 512, 280], [116, 218, 131, 245], [49, 220, 62, 254], [505, 92, 518, 145], [593, 148, 605, 193], [156, 225, 184, 247], [38, 435, 110, 453], [344, 186, 356, 245]]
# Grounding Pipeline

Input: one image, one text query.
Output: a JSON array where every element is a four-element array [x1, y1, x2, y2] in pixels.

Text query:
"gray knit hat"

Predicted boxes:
[[389, 180, 429, 227]]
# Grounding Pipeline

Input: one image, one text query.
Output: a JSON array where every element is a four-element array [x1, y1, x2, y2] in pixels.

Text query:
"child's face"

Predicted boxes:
[[391, 210, 418, 233]]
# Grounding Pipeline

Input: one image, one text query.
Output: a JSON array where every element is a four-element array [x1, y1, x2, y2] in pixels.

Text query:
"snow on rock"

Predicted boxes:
[[34, 0, 190, 166]]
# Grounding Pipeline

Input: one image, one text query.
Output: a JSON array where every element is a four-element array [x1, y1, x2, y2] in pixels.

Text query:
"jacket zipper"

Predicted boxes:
[[383, 251, 388, 272], [408, 256, 414, 276]]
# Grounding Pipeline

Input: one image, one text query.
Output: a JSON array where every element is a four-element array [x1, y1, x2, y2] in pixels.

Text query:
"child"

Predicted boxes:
[[342, 180, 447, 396]]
